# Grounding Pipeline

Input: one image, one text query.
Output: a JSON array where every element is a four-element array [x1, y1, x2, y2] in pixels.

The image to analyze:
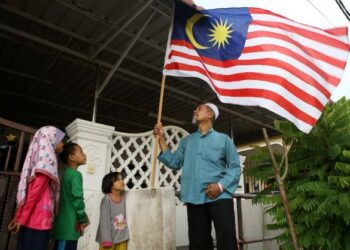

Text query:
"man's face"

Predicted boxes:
[[192, 104, 212, 124]]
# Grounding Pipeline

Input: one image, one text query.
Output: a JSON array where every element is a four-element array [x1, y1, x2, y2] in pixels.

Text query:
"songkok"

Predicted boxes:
[[205, 103, 219, 120]]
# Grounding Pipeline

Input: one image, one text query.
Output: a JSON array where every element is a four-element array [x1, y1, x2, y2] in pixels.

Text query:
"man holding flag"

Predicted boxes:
[[154, 0, 349, 248], [154, 103, 241, 250]]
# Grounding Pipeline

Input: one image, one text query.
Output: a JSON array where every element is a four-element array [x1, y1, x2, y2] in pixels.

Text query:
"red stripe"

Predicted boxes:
[[243, 43, 341, 87], [250, 20, 349, 51], [171, 39, 195, 50], [249, 8, 349, 49], [247, 30, 346, 70], [171, 38, 344, 77], [243, 44, 340, 87], [250, 8, 346, 38], [165, 62, 318, 126], [326, 27, 349, 36], [168, 46, 332, 98], [165, 61, 324, 110], [249, 7, 292, 18], [216, 88, 317, 125]]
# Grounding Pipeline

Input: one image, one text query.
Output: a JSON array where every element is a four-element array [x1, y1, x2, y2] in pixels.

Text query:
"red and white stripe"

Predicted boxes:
[[163, 7, 349, 133]]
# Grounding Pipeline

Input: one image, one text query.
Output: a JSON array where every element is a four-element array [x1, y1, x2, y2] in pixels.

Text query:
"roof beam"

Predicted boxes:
[[93, 1, 145, 44], [0, 65, 189, 126], [91, 0, 154, 59], [0, 23, 276, 130], [0, 66, 51, 84], [96, 11, 155, 96], [0, 4, 204, 93], [137, 0, 171, 18], [0, 89, 151, 131], [54, 0, 165, 52], [0, 3, 90, 42]]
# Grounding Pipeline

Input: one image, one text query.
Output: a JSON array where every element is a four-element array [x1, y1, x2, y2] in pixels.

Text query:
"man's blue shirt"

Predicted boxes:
[[158, 128, 241, 204]]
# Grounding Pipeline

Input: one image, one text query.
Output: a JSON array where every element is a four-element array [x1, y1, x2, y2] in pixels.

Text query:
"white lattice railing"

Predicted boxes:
[[110, 126, 189, 204]]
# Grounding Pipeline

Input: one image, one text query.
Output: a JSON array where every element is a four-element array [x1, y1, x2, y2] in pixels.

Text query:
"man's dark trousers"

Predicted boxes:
[[187, 199, 238, 250]]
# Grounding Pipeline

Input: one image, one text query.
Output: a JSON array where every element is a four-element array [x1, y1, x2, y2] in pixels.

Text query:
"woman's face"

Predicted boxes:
[[55, 141, 64, 154]]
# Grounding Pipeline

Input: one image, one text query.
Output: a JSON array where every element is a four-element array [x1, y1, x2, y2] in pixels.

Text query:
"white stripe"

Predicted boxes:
[[168, 53, 329, 104], [168, 45, 336, 93], [337, 34, 349, 44], [218, 96, 314, 133], [245, 35, 346, 72], [169, 43, 342, 87], [251, 13, 348, 45], [216, 80, 321, 117], [164, 65, 321, 118], [239, 51, 339, 90], [248, 24, 349, 61], [164, 68, 316, 133]]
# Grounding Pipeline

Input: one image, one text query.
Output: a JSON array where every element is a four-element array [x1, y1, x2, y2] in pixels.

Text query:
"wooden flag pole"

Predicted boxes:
[[150, 75, 166, 189]]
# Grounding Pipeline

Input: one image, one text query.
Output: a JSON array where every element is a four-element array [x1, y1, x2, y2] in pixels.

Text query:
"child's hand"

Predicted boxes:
[[7, 218, 21, 233], [81, 220, 90, 234], [79, 223, 85, 236], [76, 219, 90, 236], [80, 223, 90, 236], [83, 216, 90, 227], [75, 222, 85, 236]]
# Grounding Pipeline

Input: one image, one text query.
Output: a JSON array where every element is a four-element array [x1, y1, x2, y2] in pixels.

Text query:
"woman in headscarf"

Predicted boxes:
[[7, 126, 65, 250]]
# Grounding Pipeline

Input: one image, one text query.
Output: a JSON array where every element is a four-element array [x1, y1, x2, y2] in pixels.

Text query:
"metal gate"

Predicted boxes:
[[0, 118, 35, 250]]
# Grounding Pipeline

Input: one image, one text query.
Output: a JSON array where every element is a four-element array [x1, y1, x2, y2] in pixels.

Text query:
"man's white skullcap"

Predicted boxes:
[[205, 103, 219, 120]]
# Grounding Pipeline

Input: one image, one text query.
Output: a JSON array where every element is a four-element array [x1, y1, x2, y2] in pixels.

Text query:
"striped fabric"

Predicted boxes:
[[163, 2, 350, 133]]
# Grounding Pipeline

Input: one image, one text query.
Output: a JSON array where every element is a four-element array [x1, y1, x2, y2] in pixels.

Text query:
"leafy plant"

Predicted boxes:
[[245, 98, 350, 249]]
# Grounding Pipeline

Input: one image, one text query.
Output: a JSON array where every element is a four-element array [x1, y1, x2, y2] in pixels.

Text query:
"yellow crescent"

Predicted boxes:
[[185, 14, 209, 50]]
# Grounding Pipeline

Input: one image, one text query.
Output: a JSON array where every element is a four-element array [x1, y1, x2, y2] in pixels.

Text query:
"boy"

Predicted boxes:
[[53, 143, 90, 250]]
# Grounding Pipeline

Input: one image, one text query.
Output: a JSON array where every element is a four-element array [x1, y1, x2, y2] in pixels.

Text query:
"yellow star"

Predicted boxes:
[[208, 18, 234, 49], [7, 133, 16, 142]]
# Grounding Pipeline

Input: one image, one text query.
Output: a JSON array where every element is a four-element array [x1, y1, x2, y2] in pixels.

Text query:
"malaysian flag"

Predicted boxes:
[[163, 1, 350, 133]]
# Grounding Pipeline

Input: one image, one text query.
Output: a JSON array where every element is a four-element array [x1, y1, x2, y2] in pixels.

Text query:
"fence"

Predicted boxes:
[[110, 125, 188, 205], [0, 117, 35, 250]]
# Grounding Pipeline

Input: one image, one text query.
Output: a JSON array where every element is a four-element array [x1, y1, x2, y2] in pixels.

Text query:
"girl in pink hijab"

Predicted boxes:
[[7, 126, 65, 250]]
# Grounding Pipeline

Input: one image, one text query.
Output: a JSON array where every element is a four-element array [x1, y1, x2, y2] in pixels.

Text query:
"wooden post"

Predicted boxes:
[[262, 128, 299, 250], [150, 75, 166, 188]]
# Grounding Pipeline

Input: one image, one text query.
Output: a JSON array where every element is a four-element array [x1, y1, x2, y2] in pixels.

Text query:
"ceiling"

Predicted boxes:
[[0, 0, 282, 145]]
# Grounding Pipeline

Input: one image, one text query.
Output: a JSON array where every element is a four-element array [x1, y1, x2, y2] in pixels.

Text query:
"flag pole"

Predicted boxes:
[[150, 74, 166, 189]]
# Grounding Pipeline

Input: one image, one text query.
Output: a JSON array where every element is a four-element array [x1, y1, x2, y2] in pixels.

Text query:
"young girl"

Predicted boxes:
[[52, 142, 90, 250], [96, 172, 130, 250], [7, 126, 65, 250]]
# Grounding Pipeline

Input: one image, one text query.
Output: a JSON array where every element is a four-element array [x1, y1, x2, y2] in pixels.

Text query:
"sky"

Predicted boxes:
[[196, 0, 350, 101]]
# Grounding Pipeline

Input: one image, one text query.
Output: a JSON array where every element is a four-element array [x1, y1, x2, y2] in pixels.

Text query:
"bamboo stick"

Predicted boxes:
[[150, 75, 166, 189]]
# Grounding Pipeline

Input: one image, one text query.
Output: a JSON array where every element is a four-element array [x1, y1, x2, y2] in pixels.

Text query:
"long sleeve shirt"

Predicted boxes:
[[15, 174, 54, 230], [95, 195, 130, 245], [52, 167, 88, 240], [158, 128, 241, 204]]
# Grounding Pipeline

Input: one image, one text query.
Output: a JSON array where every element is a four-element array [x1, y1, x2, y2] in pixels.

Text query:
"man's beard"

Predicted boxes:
[[192, 116, 197, 124]]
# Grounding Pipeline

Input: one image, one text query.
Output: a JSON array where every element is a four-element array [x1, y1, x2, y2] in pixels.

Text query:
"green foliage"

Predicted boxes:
[[244, 98, 350, 249]]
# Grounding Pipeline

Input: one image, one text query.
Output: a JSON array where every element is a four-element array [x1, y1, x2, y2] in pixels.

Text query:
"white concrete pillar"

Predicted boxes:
[[126, 187, 176, 250], [65, 119, 115, 250]]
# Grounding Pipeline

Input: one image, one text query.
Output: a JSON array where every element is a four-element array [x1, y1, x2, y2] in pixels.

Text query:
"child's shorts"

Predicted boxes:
[[54, 240, 78, 250], [99, 240, 127, 250]]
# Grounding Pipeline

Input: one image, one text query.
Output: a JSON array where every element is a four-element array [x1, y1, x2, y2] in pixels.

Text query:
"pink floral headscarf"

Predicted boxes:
[[16, 126, 65, 212]]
